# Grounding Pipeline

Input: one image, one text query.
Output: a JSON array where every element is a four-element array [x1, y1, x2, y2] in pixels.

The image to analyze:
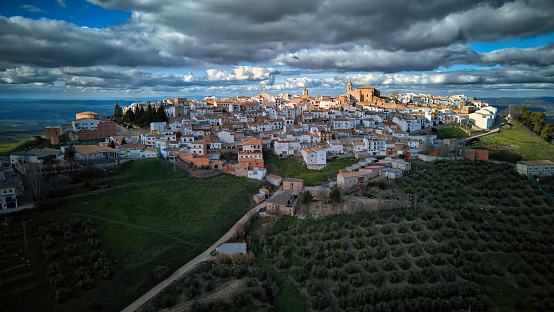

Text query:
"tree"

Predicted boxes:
[[113, 102, 123, 119], [330, 188, 341, 202], [108, 141, 115, 149], [540, 123, 554, 142], [124, 108, 135, 123], [24, 165, 47, 200], [156, 106, 167, 122], [121, 138, 127, 145], [300, 190, 313, 204], [64, 146, 75, 161]]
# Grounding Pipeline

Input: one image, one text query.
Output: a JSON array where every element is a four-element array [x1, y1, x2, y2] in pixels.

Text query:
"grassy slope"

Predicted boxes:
[[23, 158, 259, 311], [264, 151, 358, 186], [437, 126, 469, 140], [474, 120, 554, 162]]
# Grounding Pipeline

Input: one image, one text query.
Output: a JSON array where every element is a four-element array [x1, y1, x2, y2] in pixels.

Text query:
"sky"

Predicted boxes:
[[1, 0, 554, 100]]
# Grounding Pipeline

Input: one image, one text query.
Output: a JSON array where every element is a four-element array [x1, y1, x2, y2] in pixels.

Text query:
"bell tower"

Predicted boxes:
[[347, 81, 353, 92]]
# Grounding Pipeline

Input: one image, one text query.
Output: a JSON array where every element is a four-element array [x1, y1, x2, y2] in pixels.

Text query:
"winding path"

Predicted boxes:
[[121, 191, 281, 312]]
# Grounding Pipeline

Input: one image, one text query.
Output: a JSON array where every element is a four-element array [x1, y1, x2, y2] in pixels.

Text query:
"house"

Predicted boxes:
[[253, 188, 270, 204], [242, 139, 262, 153], [74, 145, 119, 165], [0, 181, 17, 209], [248, 166, 267, 180], [283, 178, 304, 192], [516, 160, 554, 177], [116, 143, 146, 158], [216, 243, 247, 256], [469, 106, 497, 130], [463, 149, 489, 161], [326, 140, 344, 154], [274, 140, 301, 155], [77, 121, 117, 140], [303, 185, 331, 200], [266, 190, 297, 217], [352, 141, 367, 153], [301, 147, 326, 167], [380, 168, 403, 179], [10, 148, 60, 165], [387, 159, 412, 171], [265, 174, 282, 187], [337, 171, 364, 189], [140, 147, 158, 158]]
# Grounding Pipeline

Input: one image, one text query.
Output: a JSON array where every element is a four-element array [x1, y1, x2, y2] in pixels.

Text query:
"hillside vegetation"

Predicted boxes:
[[1, 158, 260, 311], [264, 151, 358, 186], [474, 120, 554, 162], [162, 160, 554, 312]]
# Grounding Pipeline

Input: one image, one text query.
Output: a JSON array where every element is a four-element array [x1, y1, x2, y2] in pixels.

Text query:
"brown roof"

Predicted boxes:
[[75, 145, 117, 155], [266, 174, 281, 180], [339, 171, 363, 178]]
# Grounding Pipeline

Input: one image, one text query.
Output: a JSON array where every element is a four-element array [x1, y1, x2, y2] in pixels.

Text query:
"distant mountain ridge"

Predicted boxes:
[[483, 97, 554, 110]]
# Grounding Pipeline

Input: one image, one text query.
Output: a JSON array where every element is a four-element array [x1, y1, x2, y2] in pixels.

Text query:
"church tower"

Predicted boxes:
[[347, 81, 353, 92]]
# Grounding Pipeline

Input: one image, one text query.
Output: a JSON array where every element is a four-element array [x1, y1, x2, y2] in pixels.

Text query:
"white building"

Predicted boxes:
[[72, 118, 100, 132], [301, 147, 326, 166], [274, 140, 301, 155], [469, 106, 497, 130]]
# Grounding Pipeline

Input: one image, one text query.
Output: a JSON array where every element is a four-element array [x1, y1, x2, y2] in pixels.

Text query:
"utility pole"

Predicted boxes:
[[22, 221, 28, 250]]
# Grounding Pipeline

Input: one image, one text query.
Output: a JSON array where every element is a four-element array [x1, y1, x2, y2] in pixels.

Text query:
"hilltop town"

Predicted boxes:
[[2, 83, 554, 312], [4, 82, 554, 213]]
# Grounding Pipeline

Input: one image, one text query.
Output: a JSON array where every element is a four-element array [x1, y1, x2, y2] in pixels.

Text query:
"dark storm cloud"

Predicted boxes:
[[274, 44, 554, 72], [2, 0, 553, 71], [0, 16, 189, 68]]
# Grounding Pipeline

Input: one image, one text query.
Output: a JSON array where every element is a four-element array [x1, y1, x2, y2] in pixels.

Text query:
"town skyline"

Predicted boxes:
[[1, 0, 554, 99]]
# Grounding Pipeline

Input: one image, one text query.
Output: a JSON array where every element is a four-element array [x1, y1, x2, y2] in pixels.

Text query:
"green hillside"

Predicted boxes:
[[158, 160, 554, 311], [474, 120, 554, 162], [1, 159, 260, 311]]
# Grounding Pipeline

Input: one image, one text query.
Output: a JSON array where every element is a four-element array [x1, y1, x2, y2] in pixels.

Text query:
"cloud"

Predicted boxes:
[[56, 0, 67, 8], [3, 0, 554, 70], [20, 5, 47, 13], [0, 65, 279, 91]]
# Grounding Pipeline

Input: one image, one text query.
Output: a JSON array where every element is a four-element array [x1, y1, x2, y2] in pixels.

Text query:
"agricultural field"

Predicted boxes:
[[264, 151, 358, 186], [473, 120, 554, 162], [1, 158, 261, 311], [163, 160, 554, 312]]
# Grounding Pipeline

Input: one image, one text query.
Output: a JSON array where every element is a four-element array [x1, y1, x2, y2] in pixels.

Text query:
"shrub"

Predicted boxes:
[[274, 256, 290, 269], [398, 258, 410, 270], [231, 291, 251, 308], [311, 265, 327, 279], [408, 245, 421, 257], [374, 246, 387, 260], [329, 268, 346, 281], [388, 271, 407, 286], [415, 257, 430, 268], [289, 267, 306, 282], [416, 232, 428, 241], [406, 270, 423, 284], [344, 263, 358, 274], [380, 260, 395, 271], [391, 246, 402, 257], [357, 249, 372, 261]]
